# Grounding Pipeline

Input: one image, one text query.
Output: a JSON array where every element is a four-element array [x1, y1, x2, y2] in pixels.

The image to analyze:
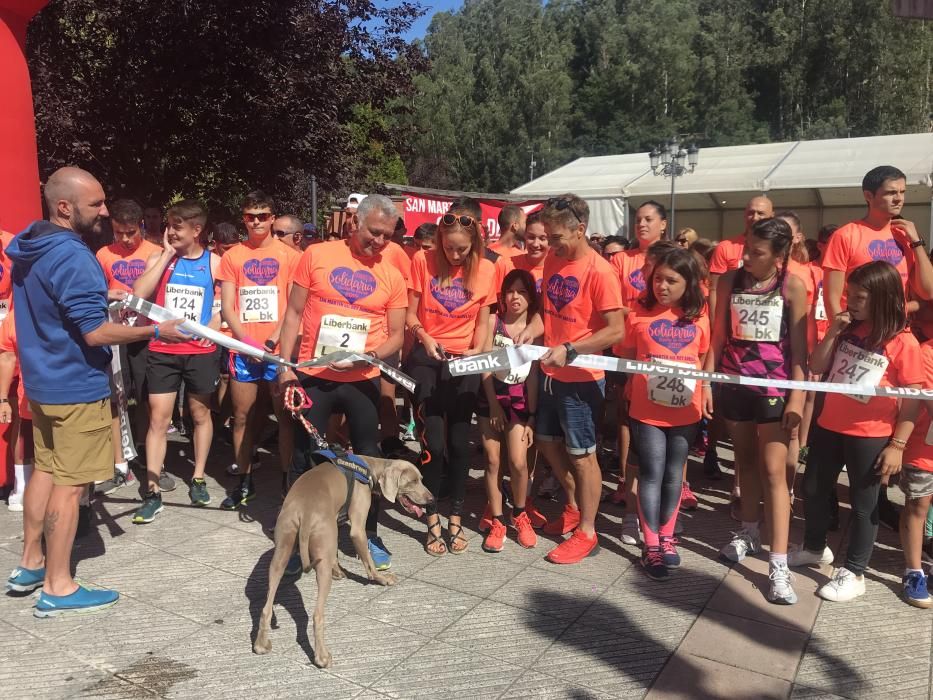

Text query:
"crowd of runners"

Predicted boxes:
[[5, 163, 933, 618]]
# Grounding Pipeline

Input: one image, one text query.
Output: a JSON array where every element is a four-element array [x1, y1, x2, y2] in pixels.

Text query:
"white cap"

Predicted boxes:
[[346, 193, 367, 210]]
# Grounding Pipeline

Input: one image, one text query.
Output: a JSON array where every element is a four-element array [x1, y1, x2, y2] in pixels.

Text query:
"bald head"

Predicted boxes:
[[744, 195, 773, 235], [44, 167, 109, 238]]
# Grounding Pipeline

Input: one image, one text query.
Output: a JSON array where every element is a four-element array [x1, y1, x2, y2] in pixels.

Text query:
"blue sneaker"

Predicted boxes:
[[368, 536, 391, 571], [7, 566, 45, 593], [902, 571, 932, 609], [284, 552, 303, 577], [34, 585, 119, 618]]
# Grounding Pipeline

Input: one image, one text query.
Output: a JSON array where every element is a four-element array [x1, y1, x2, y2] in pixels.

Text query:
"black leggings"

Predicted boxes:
[[803, 426, 888, 575], [290, 376, 381, 533], [404, 344, 480, 515]]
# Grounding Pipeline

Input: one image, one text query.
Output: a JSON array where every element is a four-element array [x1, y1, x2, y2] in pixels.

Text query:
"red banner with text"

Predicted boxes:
[[402, 195, 544, 241]]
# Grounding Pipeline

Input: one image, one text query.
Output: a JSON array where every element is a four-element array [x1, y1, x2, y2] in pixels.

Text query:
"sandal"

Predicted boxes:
[[424, 516, 447, 557], [447, 520, 469, 554]]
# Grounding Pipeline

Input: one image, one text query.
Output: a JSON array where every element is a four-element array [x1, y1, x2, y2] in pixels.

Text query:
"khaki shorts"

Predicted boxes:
[[900, 465, 933, 500], [30, 399, 112, 486]]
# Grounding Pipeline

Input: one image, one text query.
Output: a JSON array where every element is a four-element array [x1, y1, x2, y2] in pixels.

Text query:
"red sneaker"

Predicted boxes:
[[610, 479, 626, 506], [478, 504, 494, 533], [542, 504, 581, 536], [681, 482, 698, 511], [526, 502, 548, 529], [482, 519, 507, 552], [545, 529, 599, 564], [512, 511, 538, 548]]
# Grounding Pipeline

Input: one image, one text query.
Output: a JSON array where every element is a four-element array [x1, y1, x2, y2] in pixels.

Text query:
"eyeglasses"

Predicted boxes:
[[272, 230, 292, 238], [441, 213, 477, 228], [546, 197, 582, 224], [243, 213, 274, 223]]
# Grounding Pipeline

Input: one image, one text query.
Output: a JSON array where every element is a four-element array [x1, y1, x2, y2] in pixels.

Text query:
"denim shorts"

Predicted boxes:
[[535, 372, 605, 455]]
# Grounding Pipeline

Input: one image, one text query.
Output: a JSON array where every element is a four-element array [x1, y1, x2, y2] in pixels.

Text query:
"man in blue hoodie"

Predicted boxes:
[[5, 167, 186, 617]]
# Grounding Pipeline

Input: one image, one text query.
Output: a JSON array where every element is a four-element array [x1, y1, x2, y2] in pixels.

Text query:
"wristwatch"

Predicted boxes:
[[909, 239, 925, 249], [563, 342, 578, 363]]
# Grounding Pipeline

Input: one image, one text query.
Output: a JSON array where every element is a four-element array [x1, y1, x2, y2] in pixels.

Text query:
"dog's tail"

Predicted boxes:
[[297, 514, 313, 574]]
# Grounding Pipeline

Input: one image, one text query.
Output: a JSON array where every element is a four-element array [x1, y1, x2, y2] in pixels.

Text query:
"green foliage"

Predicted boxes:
[[404, 0, 932, 191]]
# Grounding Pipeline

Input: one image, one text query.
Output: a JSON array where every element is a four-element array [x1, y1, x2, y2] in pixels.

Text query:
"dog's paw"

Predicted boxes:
[[313, 649, 333, 668], [374, 572, 398, 586]]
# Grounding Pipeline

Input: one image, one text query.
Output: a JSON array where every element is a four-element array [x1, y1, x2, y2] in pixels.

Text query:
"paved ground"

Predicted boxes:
[[1, 430, 931, 699]]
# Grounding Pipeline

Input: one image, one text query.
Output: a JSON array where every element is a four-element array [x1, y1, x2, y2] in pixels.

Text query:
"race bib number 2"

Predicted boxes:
[[165, 284, 204, 323], [239, 286, 278, 324], [827, 340, 888, 404], [731, 292, 783, 342], [314, 314, 371, 358]]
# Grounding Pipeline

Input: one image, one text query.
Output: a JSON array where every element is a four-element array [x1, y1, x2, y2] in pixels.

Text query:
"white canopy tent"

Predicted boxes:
[[511, 133, 933, 241]]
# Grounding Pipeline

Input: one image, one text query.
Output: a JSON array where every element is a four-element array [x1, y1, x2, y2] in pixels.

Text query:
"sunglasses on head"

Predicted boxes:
[[441, 213, 477, 228], [546, 197, 582, 224], [243, 212, 274, 223]]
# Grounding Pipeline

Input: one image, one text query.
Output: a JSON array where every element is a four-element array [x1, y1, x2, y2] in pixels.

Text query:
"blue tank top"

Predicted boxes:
[[151, 249, 216, 354]]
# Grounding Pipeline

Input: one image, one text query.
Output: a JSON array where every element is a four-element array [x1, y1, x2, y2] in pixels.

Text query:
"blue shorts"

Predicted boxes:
[[535, 372, 605, 455], [229, 353, 278, 383]]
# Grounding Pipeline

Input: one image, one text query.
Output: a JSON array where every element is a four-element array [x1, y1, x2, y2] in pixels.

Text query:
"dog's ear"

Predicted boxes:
[[378, 464, 400, 503]]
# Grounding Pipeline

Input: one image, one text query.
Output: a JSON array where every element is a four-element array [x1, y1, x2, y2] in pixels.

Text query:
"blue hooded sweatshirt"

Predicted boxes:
[[8, 221, 111, 404]]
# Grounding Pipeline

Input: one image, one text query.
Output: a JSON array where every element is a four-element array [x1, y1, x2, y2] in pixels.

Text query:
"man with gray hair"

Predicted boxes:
[[277, 194, 408, 571], [5, 167, 185, 616], [273, 214, 304, 252]]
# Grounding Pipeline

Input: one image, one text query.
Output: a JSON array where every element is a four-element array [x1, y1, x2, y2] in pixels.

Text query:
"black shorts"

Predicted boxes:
[[218, 346, 230, 378], [146, 351, 220, 396], [718, 384, 786, 424]]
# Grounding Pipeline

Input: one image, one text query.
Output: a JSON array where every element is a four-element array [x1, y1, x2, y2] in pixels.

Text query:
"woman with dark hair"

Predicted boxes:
[[405, 212, 497, 556], [618, 247, 709, 579], [478, 268, 542, 552], [704, 217, 809, 604], [790, 261, 922, 602]]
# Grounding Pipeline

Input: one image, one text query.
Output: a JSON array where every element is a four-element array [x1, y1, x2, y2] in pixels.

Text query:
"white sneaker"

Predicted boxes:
[[788, 544, 833, 567], [7, 493, 23, 512], [621, 514, 641, 545], [720, 528, 761, 563], [818, 567, 866, 602], [767, 560, 798, 605]]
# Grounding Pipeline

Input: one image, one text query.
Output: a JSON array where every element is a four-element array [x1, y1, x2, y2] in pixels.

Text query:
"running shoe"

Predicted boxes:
[[680, 481, 698, 510], [132, 491, 163, 524], [902, 571, 932, 609], [689, 432, 709, 458], [542, 504, 580, 536], [482, 519, 507, 553], [621, 513, 641, 545], [478, 504, 494, 533], [34, 585, 119, 618], [220, 478, 255, 510], [6, 566, 45, 593], [767, 560, 798, 605], [609, 479, 626, 506], [545, 529, 599, 564], [511, 511, 537, 548], [818, 567, 865, 602], [787, 544, 833, 567], [158, 469, 176, 492], [526, 502, 548, 529], [641, 546, 669, 581], [367, 536, 392, 570], [7, 492, 23, 511], [188, 478, 211, 506], [720, 527, 761, 563], [660, 536, 681, 568], [94, 468, 138, 496]]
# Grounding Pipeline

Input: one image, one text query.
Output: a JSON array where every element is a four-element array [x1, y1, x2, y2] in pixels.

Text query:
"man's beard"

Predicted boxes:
[[72, 211, 102, 240]]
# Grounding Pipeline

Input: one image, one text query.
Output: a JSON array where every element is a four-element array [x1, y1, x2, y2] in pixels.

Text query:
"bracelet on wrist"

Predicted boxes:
[[153, 325, 160, 340]]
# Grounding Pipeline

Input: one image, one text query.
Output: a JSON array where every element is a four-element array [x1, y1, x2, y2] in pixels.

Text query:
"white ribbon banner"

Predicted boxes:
[[108, 305, 137, 462], [447, 344, 933, 400]]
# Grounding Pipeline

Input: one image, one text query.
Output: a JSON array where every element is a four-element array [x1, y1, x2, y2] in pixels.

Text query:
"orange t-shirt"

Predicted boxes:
[[903, 340, 933, 472], [708, 234, 745, 275], [217, 240, 300, 348], [0, 308, 29, 420], [410, 250, 496, 355], [507, 253, 546, 294], [818, 326, 923, 437], [622, 303, 710, 427], [381, 241, 413, 285], [810, 263, 829, 343], [96, 240, 161, 292], [821, 220, 914, 309], [541, 248, 624, 382], [489, 241, 523, 258], [0, 230, 15, 315], [294, 240, 407, 381], [611, 249, 647, 307]]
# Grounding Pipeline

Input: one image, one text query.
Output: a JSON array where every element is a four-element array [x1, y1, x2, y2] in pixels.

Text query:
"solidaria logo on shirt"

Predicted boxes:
[[112, 259, 146, 286], [867, 239, 904, 265], [329, 267, 376, 304], [243, 258, 280, 285], [630, 269, 645, 292], [648, 319, 697, 354], [430, 276, 471, 312]]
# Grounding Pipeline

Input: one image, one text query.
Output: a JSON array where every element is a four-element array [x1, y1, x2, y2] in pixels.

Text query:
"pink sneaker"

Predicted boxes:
[[680, 482, 698, 511], [610, 480, 626, 506]]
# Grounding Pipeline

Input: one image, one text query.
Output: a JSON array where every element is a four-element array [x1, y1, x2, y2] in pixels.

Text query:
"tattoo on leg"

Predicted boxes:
[[43, 510, 59, 536]]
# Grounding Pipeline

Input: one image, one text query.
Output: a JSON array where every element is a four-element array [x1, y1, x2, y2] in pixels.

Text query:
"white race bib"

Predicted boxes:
[[165, 284, 205, 323], [647, 358, 697, 408], [731, 292, 783, 342], [827, 340, 888, 404], [314, 314, 371, 358], [239, 286, 278, 324], [493, 332, 531, 384], [0, 298, 11, 322], [814, 285, 827, 321]]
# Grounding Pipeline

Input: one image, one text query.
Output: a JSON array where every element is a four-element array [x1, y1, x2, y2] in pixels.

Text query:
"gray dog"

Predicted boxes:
[[253, 453, 433, 668]]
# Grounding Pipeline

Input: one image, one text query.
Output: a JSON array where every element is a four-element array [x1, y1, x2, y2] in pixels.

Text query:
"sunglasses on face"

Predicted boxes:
[[271, 230, 293, 238], [546, 197, 582, 224], [441, 213, 476, 228], [243, 213, 274, 223]]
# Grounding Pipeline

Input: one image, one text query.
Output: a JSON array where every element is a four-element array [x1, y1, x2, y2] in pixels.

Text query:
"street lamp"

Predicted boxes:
[[648, 137, 699, 238]]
